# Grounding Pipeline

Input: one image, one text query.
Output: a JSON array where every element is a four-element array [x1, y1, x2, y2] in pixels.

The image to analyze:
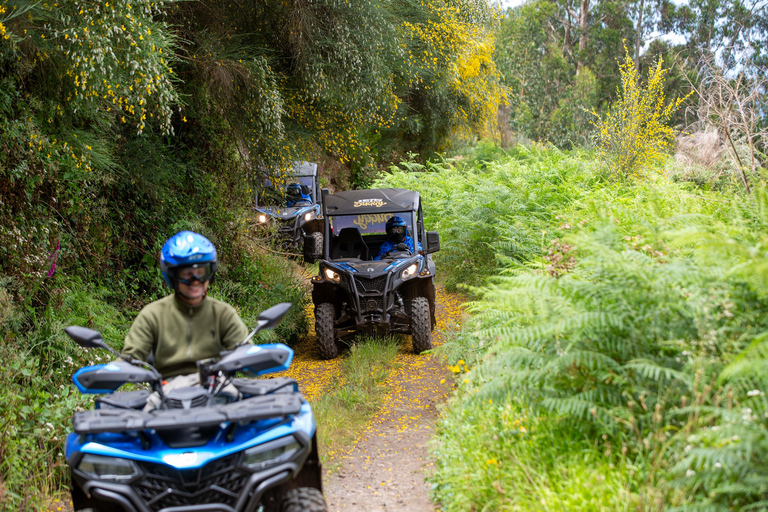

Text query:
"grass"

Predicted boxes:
[[432, 397, 645, 511], [312, 336, 401, 466]]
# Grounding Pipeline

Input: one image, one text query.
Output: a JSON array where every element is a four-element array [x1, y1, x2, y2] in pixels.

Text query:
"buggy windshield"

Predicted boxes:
[[330, 213, 413, 235], [258, 175, 315, 207]]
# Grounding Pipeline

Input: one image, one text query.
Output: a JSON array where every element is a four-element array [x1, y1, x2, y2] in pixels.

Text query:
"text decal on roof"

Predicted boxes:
[[353, 199, 387, 208]]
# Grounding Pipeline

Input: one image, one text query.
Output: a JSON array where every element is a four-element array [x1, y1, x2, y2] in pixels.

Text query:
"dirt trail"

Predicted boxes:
[[323, 288, 464, 511]]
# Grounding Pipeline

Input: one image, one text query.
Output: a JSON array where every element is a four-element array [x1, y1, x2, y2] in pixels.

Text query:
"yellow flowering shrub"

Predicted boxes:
[[53, 0, 179, 135], [593, 48, 689, 179]]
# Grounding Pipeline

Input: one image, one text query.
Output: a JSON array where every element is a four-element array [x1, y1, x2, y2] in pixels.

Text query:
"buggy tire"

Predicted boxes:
[[315, 303, 338, 360], [309, 231, 323, 255], [280, 487, 327, 512], [410, 296, 432, 354]]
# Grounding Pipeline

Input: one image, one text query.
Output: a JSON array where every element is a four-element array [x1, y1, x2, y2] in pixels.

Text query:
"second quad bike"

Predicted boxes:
[[64, 303, 327, 512], [303, 188, 440, 359]]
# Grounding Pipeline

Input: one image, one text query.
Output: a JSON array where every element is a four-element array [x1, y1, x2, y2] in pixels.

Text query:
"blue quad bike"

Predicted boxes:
[[64, 303, 327, 512]]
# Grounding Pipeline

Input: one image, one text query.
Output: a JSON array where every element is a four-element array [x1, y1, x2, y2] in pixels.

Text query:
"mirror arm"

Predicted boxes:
[[238, 319, 268, 347]]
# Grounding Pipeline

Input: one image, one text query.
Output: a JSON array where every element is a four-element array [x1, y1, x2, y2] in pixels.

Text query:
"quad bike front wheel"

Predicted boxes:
[[280, 487, 328, 512], [410, 296, 432, 354], [315, 303, 338, 360]]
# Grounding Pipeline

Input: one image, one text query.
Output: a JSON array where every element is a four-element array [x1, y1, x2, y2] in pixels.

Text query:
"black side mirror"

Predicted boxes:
[[303, 235, 317, 263], [65, 326, 107, 349], [425, 231, 440, 254], [258, 303, 292, 329]]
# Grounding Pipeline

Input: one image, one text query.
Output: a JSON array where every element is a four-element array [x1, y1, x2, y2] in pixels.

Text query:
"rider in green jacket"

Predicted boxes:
[[123, 231, 249, 379]]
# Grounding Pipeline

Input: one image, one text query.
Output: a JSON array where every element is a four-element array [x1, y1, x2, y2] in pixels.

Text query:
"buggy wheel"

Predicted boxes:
[[410, 296, 432, 354], [315, 303, 338, 360], [309, 231, 323, 255], [280, 487, 327, 512]]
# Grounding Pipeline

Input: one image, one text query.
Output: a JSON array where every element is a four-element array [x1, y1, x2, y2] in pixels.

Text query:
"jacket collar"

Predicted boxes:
[[173, 292, 208, 314]]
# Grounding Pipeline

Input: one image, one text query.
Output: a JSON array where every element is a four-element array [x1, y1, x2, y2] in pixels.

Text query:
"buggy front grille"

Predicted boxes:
[[354, 275, 387, 294]]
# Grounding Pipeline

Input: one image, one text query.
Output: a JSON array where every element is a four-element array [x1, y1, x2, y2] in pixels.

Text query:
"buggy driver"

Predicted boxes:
[[286, 182, 311, 207], [374, 216, 421, 260]]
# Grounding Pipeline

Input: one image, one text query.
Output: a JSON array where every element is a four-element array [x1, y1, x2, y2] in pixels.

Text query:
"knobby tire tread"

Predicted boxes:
[[310, 231, 323, 255], [315, 303, 338, 360], [280, 487, 328, 512], [410, 296, 432, 354]]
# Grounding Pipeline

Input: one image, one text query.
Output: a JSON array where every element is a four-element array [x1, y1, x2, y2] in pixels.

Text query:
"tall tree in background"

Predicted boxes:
[[494, 0, 768, 149]]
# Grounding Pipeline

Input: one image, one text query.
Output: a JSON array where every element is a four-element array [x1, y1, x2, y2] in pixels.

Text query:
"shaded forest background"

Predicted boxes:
[[0, 0, 767, 509]]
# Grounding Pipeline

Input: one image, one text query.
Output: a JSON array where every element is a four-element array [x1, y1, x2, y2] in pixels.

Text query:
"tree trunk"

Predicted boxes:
[[635, 0, 645, 64], [576, 0, 590, 74]]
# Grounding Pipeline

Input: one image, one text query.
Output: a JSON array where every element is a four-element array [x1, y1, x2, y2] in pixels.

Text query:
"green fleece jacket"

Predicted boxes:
[[123, 293, 249, 378]]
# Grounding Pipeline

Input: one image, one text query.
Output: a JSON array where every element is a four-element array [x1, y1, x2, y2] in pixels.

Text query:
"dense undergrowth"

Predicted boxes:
[[377, 145, 768, 510]]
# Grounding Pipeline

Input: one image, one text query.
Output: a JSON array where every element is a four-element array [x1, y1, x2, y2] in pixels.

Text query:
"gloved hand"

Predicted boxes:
[[396, 243, 410, 252]]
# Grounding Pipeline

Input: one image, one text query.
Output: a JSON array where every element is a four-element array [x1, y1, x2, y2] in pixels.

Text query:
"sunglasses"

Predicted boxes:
[[177, 263, 214, 285]]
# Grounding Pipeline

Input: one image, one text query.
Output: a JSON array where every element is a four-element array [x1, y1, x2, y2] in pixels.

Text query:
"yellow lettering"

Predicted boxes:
[[352, 213, 390, 231]]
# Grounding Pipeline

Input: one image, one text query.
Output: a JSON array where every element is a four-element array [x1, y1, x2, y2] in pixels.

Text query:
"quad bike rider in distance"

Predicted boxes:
[[254, 161, 323, 255], [303, 188, 440, 360]]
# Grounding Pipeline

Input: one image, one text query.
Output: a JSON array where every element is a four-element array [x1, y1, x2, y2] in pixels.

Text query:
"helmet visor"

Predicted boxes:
[[389, 225, 406, 242], [177, 263, 214, 285], [389, 225, 406, 237]]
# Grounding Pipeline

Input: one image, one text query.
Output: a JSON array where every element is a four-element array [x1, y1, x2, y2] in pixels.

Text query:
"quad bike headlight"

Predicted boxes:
[[401, 263, 419, 279], [77, 454, 137, 481], [258, 214, 267, 223], [304, 212, 314, 221], [241, 436, 302, 471], [324, 268, 340, 283]]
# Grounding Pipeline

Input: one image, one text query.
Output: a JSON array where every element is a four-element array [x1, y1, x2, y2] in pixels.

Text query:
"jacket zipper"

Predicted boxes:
[[187, 307, 193, 359]]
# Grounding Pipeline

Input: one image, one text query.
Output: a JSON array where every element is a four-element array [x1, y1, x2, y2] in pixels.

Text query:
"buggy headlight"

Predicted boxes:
[[241, 437, 302, 471], [258, 214, 267, 223], [77, 454, 137, 481], [304, 212, 313, 221], [324, 268, 340, 283], [401, 263, 418, 279]]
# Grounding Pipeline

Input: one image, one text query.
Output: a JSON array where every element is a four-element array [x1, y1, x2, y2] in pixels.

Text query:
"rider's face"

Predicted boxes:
[[177, 266, 211, 306]]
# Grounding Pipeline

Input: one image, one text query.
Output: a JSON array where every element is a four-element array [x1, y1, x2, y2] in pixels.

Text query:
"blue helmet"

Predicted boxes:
[[160, 231, 218, 290], [386, 216, 407, 243], [286, 183, 302, 197]]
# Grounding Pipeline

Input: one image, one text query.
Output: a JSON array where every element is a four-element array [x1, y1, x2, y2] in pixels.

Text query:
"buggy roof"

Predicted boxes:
[[289, 161, 317, 177], [324, 188, 420, 215]]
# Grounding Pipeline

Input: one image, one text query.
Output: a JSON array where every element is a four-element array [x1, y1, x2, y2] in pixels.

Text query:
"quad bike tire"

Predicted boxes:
[[280, 487, 328, 512], [309, 231, 323, 255], [315, 303, 338, 360], [410, 296, 433, 354]]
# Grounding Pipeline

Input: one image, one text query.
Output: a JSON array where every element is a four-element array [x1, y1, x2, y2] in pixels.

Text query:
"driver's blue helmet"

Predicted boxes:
[[286, 183, 302, 197], [386, 216, 407, 244], [160, 231, 218, 290]]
